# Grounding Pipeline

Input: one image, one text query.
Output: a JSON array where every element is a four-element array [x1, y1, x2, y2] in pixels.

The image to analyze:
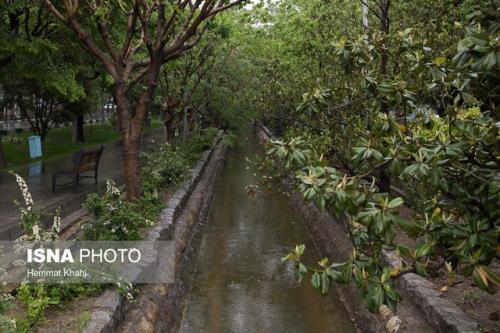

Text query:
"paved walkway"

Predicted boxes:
[[0, 129, 163, 240]]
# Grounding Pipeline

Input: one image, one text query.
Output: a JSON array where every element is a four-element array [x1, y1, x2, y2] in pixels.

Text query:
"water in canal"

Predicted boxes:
[[180, 129, 356, 333]]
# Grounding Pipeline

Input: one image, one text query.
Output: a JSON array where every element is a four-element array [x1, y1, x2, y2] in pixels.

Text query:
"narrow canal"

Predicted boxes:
[[180, 128, 356, 333]]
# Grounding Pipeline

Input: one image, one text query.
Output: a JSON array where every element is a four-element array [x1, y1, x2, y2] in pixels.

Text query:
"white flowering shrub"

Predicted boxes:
[[0, 292, 14, 315], [11, 172, 60, 241], [140, 142, 190, 194], [116, 281, 136, 301], [0, 280, 15, 332], [82, 129, 219, 241], [0, 314, 16, 333], [81, 180, 147, 240]]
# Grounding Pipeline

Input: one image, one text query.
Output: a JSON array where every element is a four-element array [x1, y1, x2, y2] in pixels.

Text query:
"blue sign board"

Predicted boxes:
[[28, 136, 42, 159]]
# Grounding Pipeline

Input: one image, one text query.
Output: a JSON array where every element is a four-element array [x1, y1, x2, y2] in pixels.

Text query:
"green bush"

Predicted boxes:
[[178, 127, 220, 165], [17, 284, 56, 329], [273, 4, 500, 313], [140, 143, 191, 193], [82, 127, 220, 241], [45, 283, 105, 302], [222, 131, 238, 148], [81, 180, 150, 240], [15, 283, 104, 330], [140, 127, 220, 192]]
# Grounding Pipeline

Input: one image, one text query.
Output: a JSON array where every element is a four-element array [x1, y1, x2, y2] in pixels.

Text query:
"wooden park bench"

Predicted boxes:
[[52, 145, 105, 192]]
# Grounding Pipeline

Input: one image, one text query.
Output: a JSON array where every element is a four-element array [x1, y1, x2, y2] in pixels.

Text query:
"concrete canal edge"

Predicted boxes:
[[254, 120, 480, 333], [84, 132, 227, 333]]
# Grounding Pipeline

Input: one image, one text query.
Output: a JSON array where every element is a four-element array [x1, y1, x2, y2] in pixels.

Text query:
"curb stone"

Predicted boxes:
[[383, 250, 479, 333]]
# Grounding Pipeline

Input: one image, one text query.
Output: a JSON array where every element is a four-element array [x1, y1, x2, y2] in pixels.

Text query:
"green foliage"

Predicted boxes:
[[222, 131, 238, 148], [82, 128, 219, 241], [176, 127, 220, 165], [265, 0, 499, 314], [140, 143, 191, 194], [141, 127, 219, 193], [81, 180, 151, 240], [7, 173, 105, 330], [45, 283, 105, 303], [74, 311, 92, 333], [17, 284, 56, 328], [15, 283, 103, 330]]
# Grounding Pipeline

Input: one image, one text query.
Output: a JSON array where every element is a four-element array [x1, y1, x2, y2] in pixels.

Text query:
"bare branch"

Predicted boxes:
[[122, 8, 140, 61], [127, 65, 151, 89], [96, 21, 121, 64], [43, 0, 118, 78], [208, 0, 245, 17], [43, 0, 66, 22]]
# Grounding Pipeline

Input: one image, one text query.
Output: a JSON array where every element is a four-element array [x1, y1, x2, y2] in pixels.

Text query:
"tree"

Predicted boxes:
[[16, 86, 59, 148], [2, 79, 77, 149], [43, 0, 246, 200], [0, 1, 58, 71], [262, 0, 499, 313], [1, 55, 84, 150], [0, 0, 61, 163], [158, 24, 229, 141], [213, 0, 499, 313], [64, 66, 103, 144]]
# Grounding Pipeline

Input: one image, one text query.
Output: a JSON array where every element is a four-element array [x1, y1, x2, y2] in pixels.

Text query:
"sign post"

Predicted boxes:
[[28, 136, 42, 159]]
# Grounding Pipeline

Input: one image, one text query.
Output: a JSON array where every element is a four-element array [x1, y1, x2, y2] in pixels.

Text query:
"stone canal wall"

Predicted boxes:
[[84, 132, 228, 333]]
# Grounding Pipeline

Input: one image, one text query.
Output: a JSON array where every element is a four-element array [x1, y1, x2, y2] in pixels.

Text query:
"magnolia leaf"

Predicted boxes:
[[311, 272, 321, 289], [435, 57, 447, 65]]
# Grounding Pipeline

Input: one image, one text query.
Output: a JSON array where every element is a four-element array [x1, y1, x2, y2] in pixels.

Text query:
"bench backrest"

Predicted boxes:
[[72, 145, 105, 172]]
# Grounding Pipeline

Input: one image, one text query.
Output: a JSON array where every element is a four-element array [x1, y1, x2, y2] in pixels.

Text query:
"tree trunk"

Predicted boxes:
[[0, 135, 6, 167], [181, 108, 189, 141], [378, 1, 391, 190], [122, 131, 142, 200], [112, 57, 160, 201], [72, 114, 85, 143], [379, 0, 390, 114], [164, 115, 176, 142], [113, 84, 149, 201], [163, 99, 179, 142], [100, 105, 105, 122], [114, 102, 143, 199], [167, 117, 176, 142], [40, 134, 46, 154], [188, 107, 198, 133]]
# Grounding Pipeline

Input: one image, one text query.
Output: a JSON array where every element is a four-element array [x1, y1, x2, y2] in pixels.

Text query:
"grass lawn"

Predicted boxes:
[[1, 119, 162, 169]]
